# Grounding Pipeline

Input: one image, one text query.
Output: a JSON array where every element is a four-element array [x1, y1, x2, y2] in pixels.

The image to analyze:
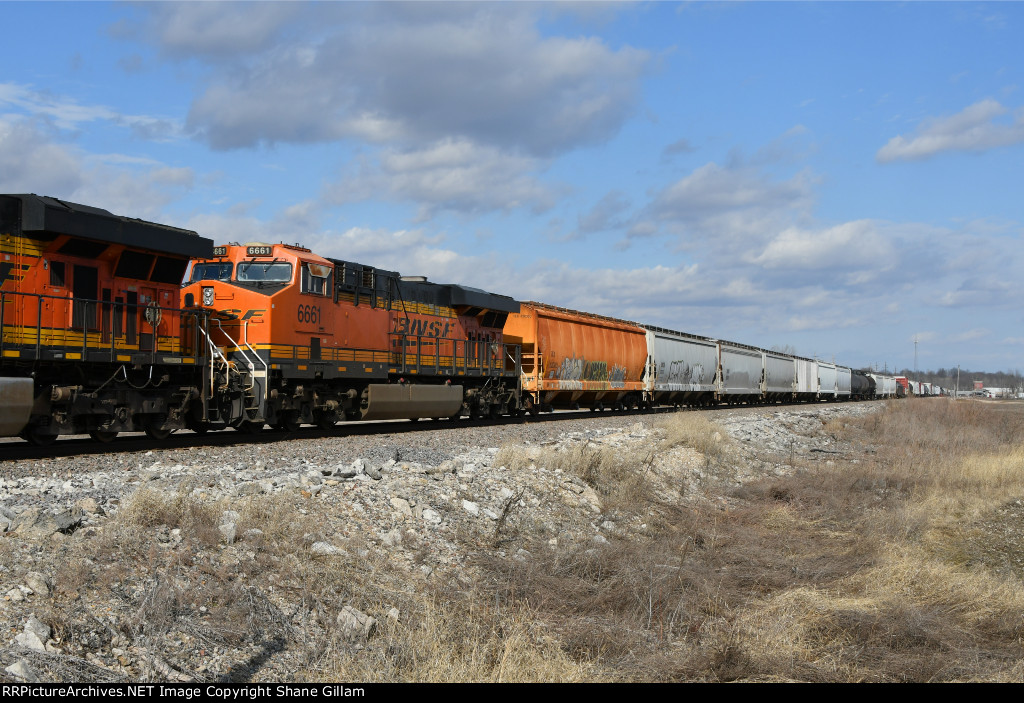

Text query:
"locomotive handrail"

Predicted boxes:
[[0, 289, 208, 361], [210, 318, 255, 392], [387, 332, 519, 379], [242, 318, 269, 404]]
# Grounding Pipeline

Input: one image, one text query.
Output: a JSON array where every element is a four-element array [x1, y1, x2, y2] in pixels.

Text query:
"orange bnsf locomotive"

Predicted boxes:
[[180, 242, 521, 431], [0, 194, 215, 444]]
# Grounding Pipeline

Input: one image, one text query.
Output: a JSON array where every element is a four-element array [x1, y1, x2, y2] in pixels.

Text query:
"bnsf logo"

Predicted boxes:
[[393, 318, 451, 338], [215, 309, 265, 321]]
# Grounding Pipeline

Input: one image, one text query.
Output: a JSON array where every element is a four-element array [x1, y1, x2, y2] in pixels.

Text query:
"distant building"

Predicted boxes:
[[981, 387, 1013, 398], [974, 381, 984, 390]]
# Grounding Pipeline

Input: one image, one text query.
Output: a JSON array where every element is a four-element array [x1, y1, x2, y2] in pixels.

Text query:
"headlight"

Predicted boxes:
[[202, 286, 215, 306]]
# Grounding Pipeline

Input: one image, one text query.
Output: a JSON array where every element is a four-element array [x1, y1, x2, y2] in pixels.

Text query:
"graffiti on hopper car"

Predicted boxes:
[[549, 356, 628, 389], [663, 360, 707, 384]]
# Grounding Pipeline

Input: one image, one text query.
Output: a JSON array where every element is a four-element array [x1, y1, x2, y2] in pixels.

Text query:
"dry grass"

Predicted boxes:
[[113, 487, 222, 546], [495, 440, 656, 513], [475, 399, 1024, 681], [30, 398, 1024, 682], [657, 412, 729, 458], [315, 589, 601, 682]]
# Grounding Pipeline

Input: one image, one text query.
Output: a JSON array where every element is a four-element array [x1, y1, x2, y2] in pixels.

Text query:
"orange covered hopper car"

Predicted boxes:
[[504, 301, 646, 413]]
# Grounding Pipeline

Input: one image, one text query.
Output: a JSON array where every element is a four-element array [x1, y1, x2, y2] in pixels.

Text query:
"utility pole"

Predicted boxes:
[[956, 364, 960, 399], [914, 336, 918, 376]]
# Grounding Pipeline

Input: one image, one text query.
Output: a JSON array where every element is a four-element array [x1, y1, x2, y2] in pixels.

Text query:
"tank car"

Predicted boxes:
[[0, 194, 213, 444], [851, 370, 873, 400], [181, 242, 521, 430]]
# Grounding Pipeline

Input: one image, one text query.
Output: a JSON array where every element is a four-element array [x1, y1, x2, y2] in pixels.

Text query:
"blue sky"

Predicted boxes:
[[2, 1, 1023, 373]]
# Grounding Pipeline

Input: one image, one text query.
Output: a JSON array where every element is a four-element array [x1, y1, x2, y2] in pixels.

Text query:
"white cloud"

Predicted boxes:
[[752, 220, 894, 271], [141, 4, 650, 156], [939, 277, 1017, 308], [574, 190, 632, 238], [0, 118, 85, 195], [0, 117, 192, 220], [119, 2, 302, 58], [876, 99, 1024, 162], [645, 163, 814, 244], [0, 81, 182, 140], [325, 139, 558, 218], [951, 328, 990, 343]]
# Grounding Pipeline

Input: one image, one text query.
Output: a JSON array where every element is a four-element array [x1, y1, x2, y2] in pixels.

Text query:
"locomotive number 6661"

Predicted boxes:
[[298, 304, 321, 325]]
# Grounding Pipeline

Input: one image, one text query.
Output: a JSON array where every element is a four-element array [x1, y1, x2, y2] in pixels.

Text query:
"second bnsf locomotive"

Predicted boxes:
[[0, 194, 214, 444]]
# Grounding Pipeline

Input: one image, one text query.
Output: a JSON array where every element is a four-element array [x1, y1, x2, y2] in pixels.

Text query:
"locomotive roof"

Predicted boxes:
[[444, 284, 519, 313], [0, 194, 213, 259]]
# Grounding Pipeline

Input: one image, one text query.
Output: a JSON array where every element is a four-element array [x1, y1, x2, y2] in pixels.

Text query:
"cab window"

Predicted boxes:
[[237, 261, 292, 282], [188, 262, 234, 283], [301, 262, 332, 296]]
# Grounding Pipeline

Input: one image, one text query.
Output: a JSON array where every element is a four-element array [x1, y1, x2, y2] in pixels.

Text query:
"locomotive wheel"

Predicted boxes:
[[89, 430, 118, 443], [145, 425, 172, 441], [236, 420, 265, 434], [21, 425, 57, 446], [144, 416, 172, 441], [280, 412, 301, 433]]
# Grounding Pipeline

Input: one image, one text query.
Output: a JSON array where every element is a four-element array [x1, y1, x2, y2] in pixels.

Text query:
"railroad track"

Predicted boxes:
[[0, 399, 888, 463]]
